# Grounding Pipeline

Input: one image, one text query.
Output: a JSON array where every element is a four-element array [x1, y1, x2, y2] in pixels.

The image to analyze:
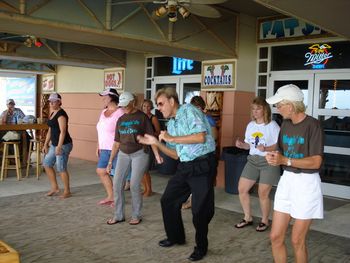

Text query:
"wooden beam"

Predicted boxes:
[[42, 40, 59, 57], [19, 0, 26, 15], [192, 16, 236, 56], [106, 0, 112, 30], [28, 0, 51, 15], [174, 28, 207, 42], [76, 0, 105, 29], [112, 6, 141, 30], [0, 0, 18, 13], [94, 47, 126, 67], [139, 4, 167, 42], [0, 11, 233, 59]]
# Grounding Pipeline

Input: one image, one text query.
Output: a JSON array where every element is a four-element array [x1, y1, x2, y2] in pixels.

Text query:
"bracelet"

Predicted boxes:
[[108, 161, 112, 165]]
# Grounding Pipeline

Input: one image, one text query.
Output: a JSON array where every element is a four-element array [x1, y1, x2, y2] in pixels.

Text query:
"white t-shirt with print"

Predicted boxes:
[[244, 120, 280, 156]]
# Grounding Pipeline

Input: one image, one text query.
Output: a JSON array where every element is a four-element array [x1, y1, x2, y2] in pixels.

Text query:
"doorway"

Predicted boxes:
[[269, 71, 350, 199], [152, 75, 201, 104], [152, 75, 201, 129]]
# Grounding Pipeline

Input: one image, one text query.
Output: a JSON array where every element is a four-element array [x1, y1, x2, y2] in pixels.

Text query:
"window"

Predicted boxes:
[[0, 75, 37, 116]]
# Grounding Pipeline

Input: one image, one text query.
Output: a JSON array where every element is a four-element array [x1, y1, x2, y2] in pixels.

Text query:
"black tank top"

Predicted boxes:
[[47, 109, 72, 146]]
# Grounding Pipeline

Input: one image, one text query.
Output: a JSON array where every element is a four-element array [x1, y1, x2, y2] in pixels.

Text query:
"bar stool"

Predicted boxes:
[[0, 141, 22, 181], [26, 139, 42, 179]]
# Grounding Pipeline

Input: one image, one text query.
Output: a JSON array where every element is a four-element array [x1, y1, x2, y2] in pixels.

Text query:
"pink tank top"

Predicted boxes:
[[96, 108, 124, 150]]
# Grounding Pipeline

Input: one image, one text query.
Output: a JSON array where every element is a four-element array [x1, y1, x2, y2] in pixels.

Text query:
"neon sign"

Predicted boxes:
[[304, 43, 333, 69], [172, 57, 194, 75]]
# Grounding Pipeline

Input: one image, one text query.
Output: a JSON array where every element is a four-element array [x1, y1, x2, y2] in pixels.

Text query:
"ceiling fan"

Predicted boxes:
[[111, 0, 227, 22]]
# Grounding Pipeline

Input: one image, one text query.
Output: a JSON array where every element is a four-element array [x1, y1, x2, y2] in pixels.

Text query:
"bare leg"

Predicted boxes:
[[291, 219, 312, 263], [238, 177, 256, 222], [258, 183, 273, 225], [44, 166, 59, 196], [97, 168, 113, 200], [270, 211, 291, 263], [142, 172, 153, 197], [59, 171, 71, 198]]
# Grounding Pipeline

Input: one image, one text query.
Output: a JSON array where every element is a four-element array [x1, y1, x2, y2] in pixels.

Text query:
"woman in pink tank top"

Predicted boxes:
[[96, 88, 124, 206]]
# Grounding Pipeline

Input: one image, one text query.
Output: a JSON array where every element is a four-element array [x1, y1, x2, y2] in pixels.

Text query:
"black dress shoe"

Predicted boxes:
[[158, 239, 185, 247], [188, 247, 207, 261]]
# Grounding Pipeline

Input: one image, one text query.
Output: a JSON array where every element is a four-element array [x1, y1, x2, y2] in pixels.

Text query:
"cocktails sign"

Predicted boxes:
[[304, 43, 333, 69], [201, 59, 236, 91]]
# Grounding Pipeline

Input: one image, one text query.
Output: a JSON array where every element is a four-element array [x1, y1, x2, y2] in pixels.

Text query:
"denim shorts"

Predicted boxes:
[[97, 149, 117, 176], [43, 143, 73, 173]]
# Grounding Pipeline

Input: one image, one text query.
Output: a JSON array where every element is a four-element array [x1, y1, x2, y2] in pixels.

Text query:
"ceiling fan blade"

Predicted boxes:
[[110, 0, 155, 5], [186, 4, 221, 18], [184, 0, 227, 4]]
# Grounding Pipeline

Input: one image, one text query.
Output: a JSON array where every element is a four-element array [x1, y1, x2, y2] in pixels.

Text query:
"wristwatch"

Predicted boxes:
[[287, 158, 292, 166]]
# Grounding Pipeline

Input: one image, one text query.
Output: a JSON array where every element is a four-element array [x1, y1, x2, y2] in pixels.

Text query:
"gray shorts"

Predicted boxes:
[[240, 155, 280, 185]]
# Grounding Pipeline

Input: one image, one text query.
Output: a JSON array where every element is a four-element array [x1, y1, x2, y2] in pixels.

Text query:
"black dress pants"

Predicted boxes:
[[160, 152, 217, 252]]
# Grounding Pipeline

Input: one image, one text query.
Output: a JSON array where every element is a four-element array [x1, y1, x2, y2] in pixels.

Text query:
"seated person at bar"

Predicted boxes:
[[0, 99, 30, 156], [1, 99, 25, 124]]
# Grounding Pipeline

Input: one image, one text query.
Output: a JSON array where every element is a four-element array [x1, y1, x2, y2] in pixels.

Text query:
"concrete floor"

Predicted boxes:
[[0, 158, 349, 262]]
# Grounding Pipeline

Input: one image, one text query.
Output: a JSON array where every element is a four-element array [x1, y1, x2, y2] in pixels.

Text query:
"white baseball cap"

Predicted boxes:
[[48, 93, 61, 102], [118, 92, 134, 107], [266, 84, 304, 104], [99, 88, 119, 97]]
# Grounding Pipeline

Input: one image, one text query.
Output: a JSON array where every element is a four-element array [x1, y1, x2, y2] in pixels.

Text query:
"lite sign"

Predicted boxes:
[[304, 43, 333, 69], [172, 57, 194, 75], [201, 60, 236, 91], [258, 17, 328, 42]]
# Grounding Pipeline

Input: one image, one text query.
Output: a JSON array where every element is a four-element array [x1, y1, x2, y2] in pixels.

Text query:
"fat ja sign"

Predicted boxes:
[[104, 69, 124, 90]]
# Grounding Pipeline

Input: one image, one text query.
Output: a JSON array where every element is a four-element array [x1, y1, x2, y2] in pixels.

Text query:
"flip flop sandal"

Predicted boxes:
[[129, 218, 142, 225], [98, 199, 114, 206], [106, 218, 125, 225], [256, 222, 269, 232], [234, 219, 253, 229]]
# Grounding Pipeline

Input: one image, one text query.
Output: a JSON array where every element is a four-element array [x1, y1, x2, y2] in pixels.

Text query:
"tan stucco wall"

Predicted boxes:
[[56, 66, 104, 93], [236, 13, 257, 93], [56, 52, 145, 95]]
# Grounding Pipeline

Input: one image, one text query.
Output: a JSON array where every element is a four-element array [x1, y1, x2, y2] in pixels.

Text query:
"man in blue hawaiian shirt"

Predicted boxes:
[[1, 99, 25, 124], [1, 99, 28, 151], [137, 87, 217, 262]]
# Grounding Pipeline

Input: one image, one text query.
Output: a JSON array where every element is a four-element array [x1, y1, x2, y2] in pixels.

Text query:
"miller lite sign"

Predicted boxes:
[[304, 43, 333, 69]]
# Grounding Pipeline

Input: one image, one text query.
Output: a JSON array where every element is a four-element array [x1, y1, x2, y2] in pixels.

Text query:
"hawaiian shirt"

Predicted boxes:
[[166, 103, 215, 162], [1, 108, 25, 124]]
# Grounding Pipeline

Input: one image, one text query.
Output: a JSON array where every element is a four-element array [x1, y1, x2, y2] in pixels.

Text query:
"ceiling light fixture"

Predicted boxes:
[[154, 5, 168, 18], [178, 6, 190, 19], [167, 5, 177, 22]]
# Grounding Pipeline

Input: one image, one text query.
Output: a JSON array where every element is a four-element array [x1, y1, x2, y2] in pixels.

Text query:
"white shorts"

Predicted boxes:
[[274, 170, 323, 219]]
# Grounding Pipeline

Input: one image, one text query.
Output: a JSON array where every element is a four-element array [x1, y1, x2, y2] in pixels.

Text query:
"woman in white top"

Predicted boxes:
[[96, 88, 124, 206], [234, 97, 280, 232]]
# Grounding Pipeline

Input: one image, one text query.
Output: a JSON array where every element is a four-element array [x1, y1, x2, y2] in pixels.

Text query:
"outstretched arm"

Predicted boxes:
[[159, 130, 206, 145], [137, 134, 179, 160]]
